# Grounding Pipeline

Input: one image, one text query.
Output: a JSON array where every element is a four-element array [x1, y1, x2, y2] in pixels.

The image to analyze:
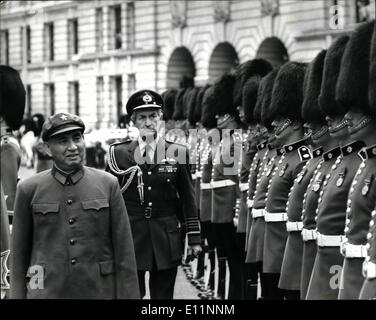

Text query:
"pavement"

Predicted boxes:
[[17, 165, 201, 300]]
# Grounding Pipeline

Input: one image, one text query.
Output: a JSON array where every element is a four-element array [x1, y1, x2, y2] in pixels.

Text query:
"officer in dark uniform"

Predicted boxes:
[[233, 59, 272, 300], [278, 50, 327, 300], [338, 21, 375, 299], [245, 68, 280, 300], [0, 65, 25, 225], [299, 35, 350, 299], [306, 24, 371, 299], [11, 113, 139, 299], [107, 90, 202, 299]]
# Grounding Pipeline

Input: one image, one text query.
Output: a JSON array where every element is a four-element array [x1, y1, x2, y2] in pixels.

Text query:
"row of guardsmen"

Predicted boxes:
[[161, 20, 376, 300]]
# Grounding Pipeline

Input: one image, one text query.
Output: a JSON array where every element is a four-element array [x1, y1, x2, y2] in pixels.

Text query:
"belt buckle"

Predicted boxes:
[[144, 207, 152, 219]]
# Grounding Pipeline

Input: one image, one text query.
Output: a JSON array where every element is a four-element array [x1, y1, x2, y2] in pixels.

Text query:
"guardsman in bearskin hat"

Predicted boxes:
[[306, 24, 372, 299], [0, 65, 25, 224], [337, 20, 375, 300], [245, 68, 280, 300], [299, 35, 350, 299], [262, 61, 308, 300], [232, 59, 273, 299], [107, 89, 201, 299], [359, 19, 376, 301], [278, 50, 327, 299]]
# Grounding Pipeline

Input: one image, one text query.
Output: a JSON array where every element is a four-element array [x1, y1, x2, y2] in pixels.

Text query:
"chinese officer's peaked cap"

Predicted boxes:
[[126, 89, 163, 115], [42, 112, 85, 141], [336, 20, 375, 116], [302, 49, 327, 125], [0, 65, 26, 130]]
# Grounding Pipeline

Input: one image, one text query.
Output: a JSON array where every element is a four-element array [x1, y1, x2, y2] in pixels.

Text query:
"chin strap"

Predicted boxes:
[[107, 145, 144, 205]]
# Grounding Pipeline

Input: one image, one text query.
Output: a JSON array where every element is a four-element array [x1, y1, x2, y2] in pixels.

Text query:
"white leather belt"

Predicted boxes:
[[211, 179, 236, 189], [341, 242, 368, 258], [252, 208, 265, 218], [196, 171, 202, 178], [286, 221, 303, 232], [301, 228, 317, 241], [316, 233, 346, 247], [247, 199, 254, 208], [362, 260, 376, 279], [200, 183, 212, 190], [192, 173, 197, 180], [264, 211, 288, 222], [239, 183, 249, 192]]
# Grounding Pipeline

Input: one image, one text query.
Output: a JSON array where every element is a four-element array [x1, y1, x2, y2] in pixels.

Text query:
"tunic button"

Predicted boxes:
[[148, 186, 152, 190], [67, 199, 73, 205], [70, 239, 76, 245], [69, 218, 75, 224], [148, 171, 152, 175], [167, 179, 170, 182], [71, 258, 76, 265], [148, 202, 152, 206]]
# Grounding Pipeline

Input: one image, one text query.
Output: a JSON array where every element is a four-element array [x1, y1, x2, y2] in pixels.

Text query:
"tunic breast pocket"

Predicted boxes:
[[33, 203, 59, 217], [82, 199, 109, 214]]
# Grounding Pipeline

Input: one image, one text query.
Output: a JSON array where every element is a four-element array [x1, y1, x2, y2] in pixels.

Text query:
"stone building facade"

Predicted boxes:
[[0, 0, 374, 129]]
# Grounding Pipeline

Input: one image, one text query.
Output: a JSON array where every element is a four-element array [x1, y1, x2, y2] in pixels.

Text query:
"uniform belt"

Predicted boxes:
[[252, 208, 265, 218], [247, 199, 254, 208], [316, 232, 346, 247], [192, 173, 197, 180], [239, 183, 249, 192], [340, 242, 368, 258], [362, 260, 376, 279], [196, 171, 202, 178], [200, 183, 212, 190], [286, 221, 303, 232], [301, 228, 317, 241], [125, 204, 177, 219], [211, 179, 236, 189], [264, 211, 288, 222]]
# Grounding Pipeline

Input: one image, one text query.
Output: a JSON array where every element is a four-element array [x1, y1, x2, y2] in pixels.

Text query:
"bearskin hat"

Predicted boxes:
[[232, 59, 273, 108], [268, 62, 307, 122], [161, 89, 178, 121], [186, 87, 200, 126], [369, 22, 376, 117], [172, 88, 187, 121], [302, 50, 327, 124], [0, 65, 26, 130], [191, 85, 210, 126], [336, 20, 375, 116], [319, 35, 350, 117], [242, 75, 263, 125], [211, 72, 237, 117], [260, 68, 280, 128], [201, 86, 217, 129]]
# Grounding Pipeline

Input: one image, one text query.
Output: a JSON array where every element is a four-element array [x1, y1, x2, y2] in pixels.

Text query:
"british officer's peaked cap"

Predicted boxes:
[[126, 89, 163, 115]]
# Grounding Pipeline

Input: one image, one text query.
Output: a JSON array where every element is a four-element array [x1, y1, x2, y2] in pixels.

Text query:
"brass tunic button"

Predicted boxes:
[[71, 258, 77, 265], [67, 199, 73, 205], [70, 239, 76, 245], [148, 171, 152, 175], [148, 186, 152, 191], [69, 218, 75, 224], [148, 202, 152, 206]]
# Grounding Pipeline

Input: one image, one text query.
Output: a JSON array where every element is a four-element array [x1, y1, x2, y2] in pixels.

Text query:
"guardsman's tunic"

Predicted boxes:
[[1, 134, 22, 221], [306, 141, 365, 299], [300, 146, 341, 299], [108, 138, 201, 271], [245, 141, 268, 253], [263, 139, 308, 274], [338, 144, 376, 299], [1, 184, 10, 299], [279, 147, 323, 291], [10, 166, 139, 299], [246, 146, 281, 263], [359, 207, 376, 299]]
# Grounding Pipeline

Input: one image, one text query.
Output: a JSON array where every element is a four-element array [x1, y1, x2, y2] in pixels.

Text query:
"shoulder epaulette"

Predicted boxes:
[[110, 139, 132, 147]]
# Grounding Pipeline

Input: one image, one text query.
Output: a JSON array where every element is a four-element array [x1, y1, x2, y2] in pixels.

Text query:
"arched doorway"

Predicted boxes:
[[208, 42, 239, 83], [166, 47, 196, 89], [256, 37, 289, 67]]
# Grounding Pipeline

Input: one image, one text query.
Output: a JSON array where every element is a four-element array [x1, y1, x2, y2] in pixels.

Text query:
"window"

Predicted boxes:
[[114, 5, 122, 49], [126, 2, 135, 50], [96, 77, 104, 124], [127, 74, 136, 95], [26, 25, 31, 63], [45, 83, 55, 115], [26, 85, 32, 117], [0, 29, 9, 65], [95, 8, 103, 52], [69, 81, 80, 115], [44, 22, 54, 61], [115, 76, 123, 122], [68, 18, 79, 58]]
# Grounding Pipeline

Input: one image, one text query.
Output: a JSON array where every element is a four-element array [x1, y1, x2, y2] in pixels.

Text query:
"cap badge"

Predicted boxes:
[[60, 114, 68, 121], [143, 94, 152, 103]]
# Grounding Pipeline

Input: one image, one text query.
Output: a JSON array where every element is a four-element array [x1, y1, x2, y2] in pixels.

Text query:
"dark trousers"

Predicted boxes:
[[201, 221, 216, 288], [263, 273, 284, 300], [138, 267, 178, 299], [284, 290, 300, 300]]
